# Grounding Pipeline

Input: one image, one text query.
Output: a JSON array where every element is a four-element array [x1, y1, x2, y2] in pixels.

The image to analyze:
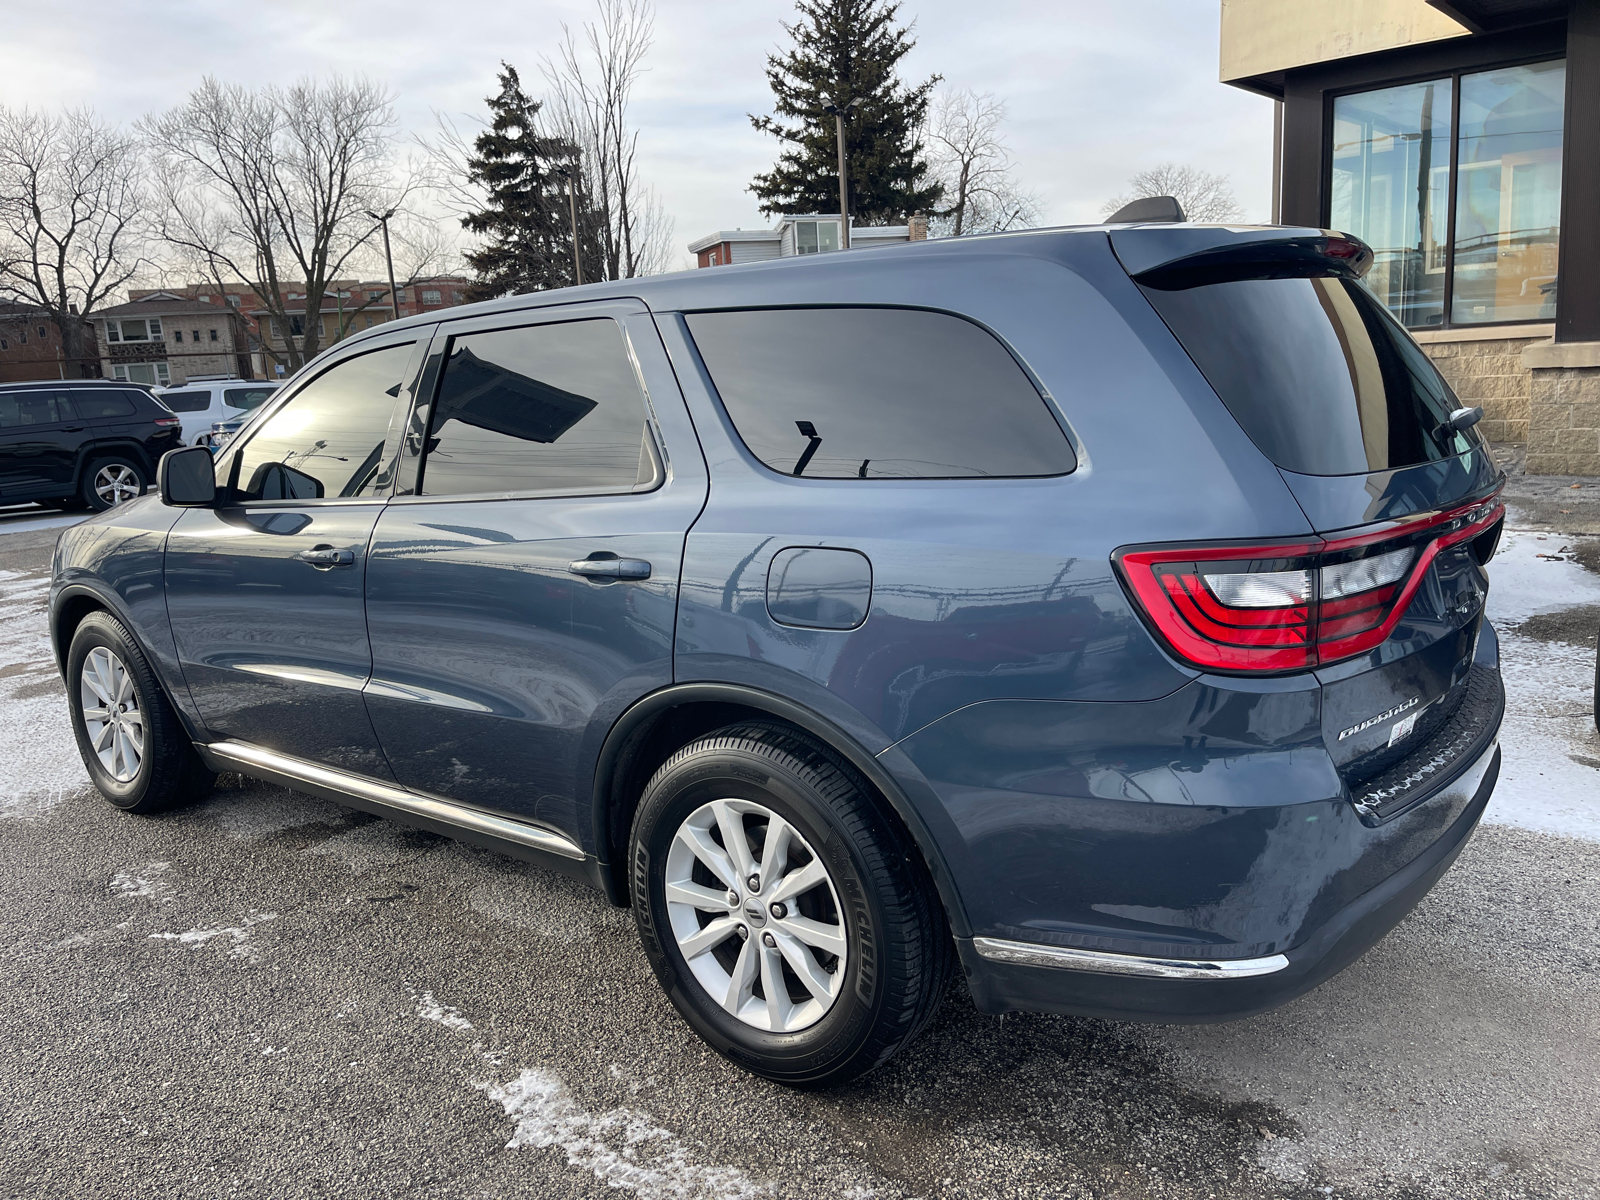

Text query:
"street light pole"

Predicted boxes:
[[556, 165, 583, 286], [366, 208, 401, 321], [822, 97, 863, 250]]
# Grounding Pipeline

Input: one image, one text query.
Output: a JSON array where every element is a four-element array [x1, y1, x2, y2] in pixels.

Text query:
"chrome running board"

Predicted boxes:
[[972, 937, 1289, 981], [204, 740, 586, 861]]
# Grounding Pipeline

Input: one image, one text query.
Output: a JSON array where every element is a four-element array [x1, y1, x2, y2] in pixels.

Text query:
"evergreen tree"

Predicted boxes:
[[749, 0, 943, 224], [461, 64, 591, 300]]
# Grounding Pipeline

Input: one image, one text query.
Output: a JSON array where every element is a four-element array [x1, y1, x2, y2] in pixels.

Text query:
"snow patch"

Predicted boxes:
[[476, 1068, 769, 1200], [111, 862, 172, 901], [413, 988, 474, 1032], [150, 910, 278, 962], [0, 566, 88, 818], [1486, 531, 1600, 627]]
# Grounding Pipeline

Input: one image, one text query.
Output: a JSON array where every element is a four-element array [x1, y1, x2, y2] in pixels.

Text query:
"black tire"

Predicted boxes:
[[66, 610, 215, 814], [79, 456, 147, 512], [630, 721, 952, 1087]]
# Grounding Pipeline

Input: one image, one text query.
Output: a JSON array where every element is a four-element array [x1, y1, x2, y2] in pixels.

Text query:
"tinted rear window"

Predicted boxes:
[[1137, 275, 1476, 476], [160, 390, 212, 412], [686, 308, 1075, 479], [70, 391, 138, 420]]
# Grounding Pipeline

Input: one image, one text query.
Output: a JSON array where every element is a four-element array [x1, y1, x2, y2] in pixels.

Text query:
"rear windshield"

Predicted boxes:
[[1137, 275, 1478, 476], [160, 390, 212, 412], [224, 386, 277, 411]]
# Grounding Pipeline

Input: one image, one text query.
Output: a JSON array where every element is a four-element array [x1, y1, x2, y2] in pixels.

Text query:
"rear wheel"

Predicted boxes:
[[630, 721, 952, 1086], [67, 611, 214, 814], [79, 457, 147, 512]]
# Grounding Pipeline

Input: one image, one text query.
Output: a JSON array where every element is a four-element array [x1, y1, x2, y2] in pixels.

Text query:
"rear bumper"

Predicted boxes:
[[958, 736, 1499, 1022]]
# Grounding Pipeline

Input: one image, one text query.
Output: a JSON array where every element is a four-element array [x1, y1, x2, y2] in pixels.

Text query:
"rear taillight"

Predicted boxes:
[[1114, 495, 1503, 674], [153, 416, 181, 426]]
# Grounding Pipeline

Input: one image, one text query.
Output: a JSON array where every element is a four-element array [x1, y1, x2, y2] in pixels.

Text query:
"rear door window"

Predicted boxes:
[[68, 391, 138, 421], [418, 318, 660, 497], [1136, 275, 1477, 476], [684, 307, 1075, 479], [160, 390, 213, 412], [229, 343, 414, 501]]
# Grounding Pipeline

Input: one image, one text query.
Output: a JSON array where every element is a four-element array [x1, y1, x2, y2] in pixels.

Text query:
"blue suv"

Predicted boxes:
[[50, 222, 1505, 1086]]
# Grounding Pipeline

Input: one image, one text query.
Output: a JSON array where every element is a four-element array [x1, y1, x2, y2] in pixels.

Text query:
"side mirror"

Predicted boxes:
[[159, 445, 218, 507]]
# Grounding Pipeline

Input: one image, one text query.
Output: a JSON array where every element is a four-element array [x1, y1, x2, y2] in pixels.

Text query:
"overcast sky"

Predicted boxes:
[[0, 0, 1274, 274]]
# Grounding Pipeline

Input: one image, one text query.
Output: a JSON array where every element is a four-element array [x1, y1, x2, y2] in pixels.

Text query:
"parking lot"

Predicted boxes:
[[3, 481, 1598, 1200]]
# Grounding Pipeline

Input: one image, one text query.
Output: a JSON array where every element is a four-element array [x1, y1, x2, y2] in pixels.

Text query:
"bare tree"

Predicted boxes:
[[924, 88, 1040, 237], [141, 76, 427, 374], [1103, 163, 1244, 224], [0, 107, 148, 377], [542, 0, 675, 280]]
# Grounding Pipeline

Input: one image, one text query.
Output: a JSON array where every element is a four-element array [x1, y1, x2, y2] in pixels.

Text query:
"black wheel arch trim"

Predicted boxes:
[[588, 681, 972, 937]]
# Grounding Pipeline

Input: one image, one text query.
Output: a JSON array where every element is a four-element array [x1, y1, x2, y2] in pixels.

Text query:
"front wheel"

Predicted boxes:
[[630, 722, 952, 1087], [80, 456, 147, 512], [67, 611, 215, 813]]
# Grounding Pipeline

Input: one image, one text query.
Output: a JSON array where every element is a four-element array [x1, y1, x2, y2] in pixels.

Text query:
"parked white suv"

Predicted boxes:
[[154, 379, 280, 446]]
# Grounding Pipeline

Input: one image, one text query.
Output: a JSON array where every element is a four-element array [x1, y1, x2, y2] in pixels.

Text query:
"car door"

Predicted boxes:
[[362, 302, 708, 839], [0, 390, 77, 499], [164, 332, 429, 775]]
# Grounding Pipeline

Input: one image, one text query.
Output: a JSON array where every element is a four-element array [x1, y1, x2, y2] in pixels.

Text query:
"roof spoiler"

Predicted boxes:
[[1105, 195, 1186, 224], [1110, 227, 1374, 290]]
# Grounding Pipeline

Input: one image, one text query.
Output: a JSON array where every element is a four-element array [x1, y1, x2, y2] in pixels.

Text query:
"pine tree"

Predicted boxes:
[[461, 64, 589, 300], [749, 0, 943, 224]]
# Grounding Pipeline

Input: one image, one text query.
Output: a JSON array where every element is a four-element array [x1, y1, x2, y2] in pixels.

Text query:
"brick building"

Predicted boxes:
[[0, 303, 87, 383], [1221, 0, 1600, 474], [94, 296, 251, 387]]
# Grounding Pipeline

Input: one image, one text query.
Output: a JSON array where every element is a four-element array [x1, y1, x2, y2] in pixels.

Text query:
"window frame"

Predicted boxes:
[[1323, 50, 1567, 332], [217, 326, 433, 508], [680, 303, 1080, 483], [389, 299, 672, 506]]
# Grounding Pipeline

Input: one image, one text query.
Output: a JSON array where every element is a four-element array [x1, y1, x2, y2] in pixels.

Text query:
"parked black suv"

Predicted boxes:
[[0, 380, 181, 511]]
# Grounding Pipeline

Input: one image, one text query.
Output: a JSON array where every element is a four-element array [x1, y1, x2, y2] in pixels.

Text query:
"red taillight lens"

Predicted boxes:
[[154, 416, 181, 426], [1114, 496, 1504, 674]]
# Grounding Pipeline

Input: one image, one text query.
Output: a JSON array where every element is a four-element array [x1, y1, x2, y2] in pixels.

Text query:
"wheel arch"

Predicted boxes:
[[589, 683, 972, 938], [76, 439, 157, 481]]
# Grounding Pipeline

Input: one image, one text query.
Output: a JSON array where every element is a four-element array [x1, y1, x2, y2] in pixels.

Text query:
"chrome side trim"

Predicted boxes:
[[206, 740, 586, 861], [972, 937, 1290, 981]]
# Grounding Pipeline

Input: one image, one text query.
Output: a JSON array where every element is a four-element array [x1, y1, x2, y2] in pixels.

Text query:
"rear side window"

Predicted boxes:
[[1137, 275, 1476, 476], [224, 386, 277, 411], [419, 318, 659, 497], [160, 390, 212, 412], [685, 308, 1075, 479], [69, 391, 138, 420], [0, 392, 66, 426], [230, 343, 414, 501]]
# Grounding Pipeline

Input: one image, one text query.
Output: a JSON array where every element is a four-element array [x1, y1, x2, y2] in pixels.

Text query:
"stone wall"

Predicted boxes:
[[1525, 341, 1600, 476], [1415, 332, 1550, 446]]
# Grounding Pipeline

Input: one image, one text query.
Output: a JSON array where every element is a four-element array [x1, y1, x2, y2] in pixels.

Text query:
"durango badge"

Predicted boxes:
[[1339, 697, 1421, 741]]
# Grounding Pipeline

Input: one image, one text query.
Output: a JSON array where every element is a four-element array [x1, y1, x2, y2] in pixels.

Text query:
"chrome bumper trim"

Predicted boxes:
[[205, 740, 586, 861], [972, 937, 1291, 981]]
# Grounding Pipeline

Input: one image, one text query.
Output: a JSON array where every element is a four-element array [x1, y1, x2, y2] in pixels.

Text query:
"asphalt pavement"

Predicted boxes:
[[2, 488, 1598, 1200]]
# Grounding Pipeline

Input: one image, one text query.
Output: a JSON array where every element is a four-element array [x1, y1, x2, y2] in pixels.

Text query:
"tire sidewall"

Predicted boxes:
[[67, 615, 157, 808], [632, 743, 889, 1084], [81, 457, 146, 512]]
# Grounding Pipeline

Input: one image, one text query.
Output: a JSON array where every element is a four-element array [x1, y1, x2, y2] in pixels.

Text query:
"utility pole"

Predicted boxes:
[[822, 97, 863, 249], [366, 208, 401, 320], [557, 164, 584, 285]]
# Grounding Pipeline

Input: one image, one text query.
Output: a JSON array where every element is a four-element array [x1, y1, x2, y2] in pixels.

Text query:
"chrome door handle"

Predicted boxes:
[[297, 547, 355, 568], [568, 557, 651, 580]]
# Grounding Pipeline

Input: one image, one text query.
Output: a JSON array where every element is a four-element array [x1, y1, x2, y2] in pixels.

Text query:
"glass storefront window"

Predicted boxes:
[[1332, 80, 1452, 327], [1451, 60, 1566, 324], [1329, 58, 1565, 330]]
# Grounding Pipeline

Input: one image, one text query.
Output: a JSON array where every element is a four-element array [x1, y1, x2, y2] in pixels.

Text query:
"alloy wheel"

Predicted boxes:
[[664, 798, 848, 1033], [94, 464, 142, 507], [80, 646, 144, 783]]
